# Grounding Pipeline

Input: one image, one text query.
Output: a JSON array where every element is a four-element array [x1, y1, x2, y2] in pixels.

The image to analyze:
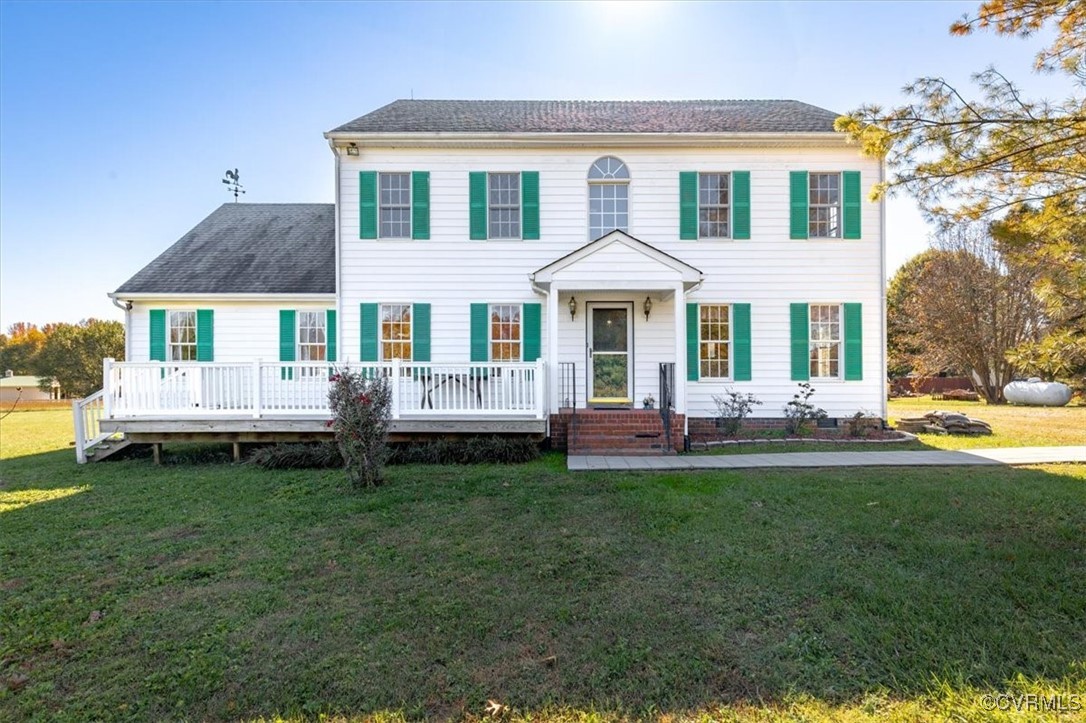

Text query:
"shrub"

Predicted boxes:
[[328, 369, 392, 488], [249, 443, 342, 470], [783, 382, 828, 435], [844, 410, 882, 438], [711, 388, 763, 437], [389, 435, 540, 465]]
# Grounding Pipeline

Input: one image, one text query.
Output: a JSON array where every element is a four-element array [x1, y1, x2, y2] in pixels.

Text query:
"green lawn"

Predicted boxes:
[[2, 411, 1085, 722]]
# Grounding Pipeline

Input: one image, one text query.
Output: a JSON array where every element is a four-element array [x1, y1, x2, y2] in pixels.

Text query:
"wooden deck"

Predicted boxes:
[[100, 416, 547, 443]]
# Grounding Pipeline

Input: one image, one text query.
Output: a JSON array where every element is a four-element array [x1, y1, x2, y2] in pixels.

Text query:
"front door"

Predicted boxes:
[[588, 303, 633, 404]]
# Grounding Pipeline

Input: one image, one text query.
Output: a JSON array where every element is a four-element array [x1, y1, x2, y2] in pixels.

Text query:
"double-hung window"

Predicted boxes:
[[380, 303, 412, 360], [588, 156, 629, 240], [698, 304, 731, 379], [488, 173, 521, 239], [379, 172, 411, 238], [489, 304, 522, 361], [168, 311, 197, 361], [809, 173, 841, 238], [809, 304, 841, 378], [698, 173, 730, 238], [297, 311, 327, 375]]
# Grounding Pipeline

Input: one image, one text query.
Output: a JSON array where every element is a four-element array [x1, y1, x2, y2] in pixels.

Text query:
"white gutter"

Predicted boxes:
[[108, 292, 336, 302], [111, 295, 133, 360], [323, 131, 849, 150]]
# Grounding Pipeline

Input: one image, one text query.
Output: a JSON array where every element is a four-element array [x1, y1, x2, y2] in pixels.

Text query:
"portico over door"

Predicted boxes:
[[588, 302, 632, 404]]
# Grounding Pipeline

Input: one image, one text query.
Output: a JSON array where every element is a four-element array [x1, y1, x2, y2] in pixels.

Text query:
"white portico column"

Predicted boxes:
[[548, 284, 560, 414], [672, 282, 687, 416]]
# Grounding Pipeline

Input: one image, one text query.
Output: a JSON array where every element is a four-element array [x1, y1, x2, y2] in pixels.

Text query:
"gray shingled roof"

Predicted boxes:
[[330, 99, 840, 134], [115, 204, 335, 295]]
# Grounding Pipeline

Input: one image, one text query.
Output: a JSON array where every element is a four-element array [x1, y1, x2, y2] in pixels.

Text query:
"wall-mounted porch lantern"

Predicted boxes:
[[568, 296, 578, 321], [643, 296, 653, 321], [346, 143, 359, 156]]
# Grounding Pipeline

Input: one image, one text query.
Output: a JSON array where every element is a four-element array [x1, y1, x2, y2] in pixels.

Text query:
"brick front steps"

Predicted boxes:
[[550, 410, 685, 455]]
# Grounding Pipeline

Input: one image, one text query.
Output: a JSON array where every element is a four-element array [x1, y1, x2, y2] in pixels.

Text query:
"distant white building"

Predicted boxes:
[[1, 371, 60, 402]]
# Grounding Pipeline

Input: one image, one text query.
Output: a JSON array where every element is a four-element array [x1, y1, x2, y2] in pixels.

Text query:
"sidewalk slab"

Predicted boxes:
[[567, 446, 1086, 472]]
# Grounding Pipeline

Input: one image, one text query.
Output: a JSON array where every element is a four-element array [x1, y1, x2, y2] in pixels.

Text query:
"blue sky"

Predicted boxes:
[[0, 0, 1074, 329]]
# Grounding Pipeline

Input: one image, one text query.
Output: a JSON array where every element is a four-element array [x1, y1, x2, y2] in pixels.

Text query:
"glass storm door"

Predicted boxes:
[[588, 304, 632, 403]]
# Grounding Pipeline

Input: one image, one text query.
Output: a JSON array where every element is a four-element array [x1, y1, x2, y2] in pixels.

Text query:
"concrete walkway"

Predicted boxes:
[[567, 445, 1086, 471]]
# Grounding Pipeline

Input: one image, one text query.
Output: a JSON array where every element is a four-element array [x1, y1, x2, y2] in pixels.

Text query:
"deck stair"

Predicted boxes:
[[83, 436, 137, 462]]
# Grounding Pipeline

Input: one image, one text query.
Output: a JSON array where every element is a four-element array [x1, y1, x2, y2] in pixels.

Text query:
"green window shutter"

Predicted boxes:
[[686, 303, 699, 381], [790, 303, 810, 381], [470, 303, 489, 361], [412, 303, 431, 362], [842, 171, 861, 239], [732, 171, 751, 240], [844, 303, 863, 380], [196, 309, 214, 362], [411, 171, 430, 240], [522, 171, 540, 240], [326, 309, 337, 362], [279, 310, 296, 380], [149, 309, 166, 361], [359, 171, 377, 239], [360, 303, 379, 362], [679, 171, 698, 240], [469, 172, 487, 240], [522, 303, 541, 361], [732, 303, 751, 381], [790, 171, 809, 240]]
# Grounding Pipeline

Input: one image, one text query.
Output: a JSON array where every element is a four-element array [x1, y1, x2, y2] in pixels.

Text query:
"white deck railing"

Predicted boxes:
[[101, 358, 546, 420], [73, 390, 111, 463]]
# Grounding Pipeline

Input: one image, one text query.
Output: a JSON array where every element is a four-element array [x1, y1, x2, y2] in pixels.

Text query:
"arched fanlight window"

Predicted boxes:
[[587, 156, 629, 240]]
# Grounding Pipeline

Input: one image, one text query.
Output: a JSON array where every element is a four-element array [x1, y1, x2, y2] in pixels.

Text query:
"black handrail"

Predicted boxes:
[[659, 362, 675, 452], [559, 362, 577, 451]]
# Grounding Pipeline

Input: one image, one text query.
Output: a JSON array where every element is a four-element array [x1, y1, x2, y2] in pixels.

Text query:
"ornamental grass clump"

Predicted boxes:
[[327, 369, 392, 488]]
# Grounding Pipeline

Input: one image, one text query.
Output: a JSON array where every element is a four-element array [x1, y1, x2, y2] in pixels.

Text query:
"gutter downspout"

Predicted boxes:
[[331, 141, 343, 363], [879, 158, 888, 423], [680, 279, 703, 442], [111, 296, 133, 360], [529, 276, 551, 436]]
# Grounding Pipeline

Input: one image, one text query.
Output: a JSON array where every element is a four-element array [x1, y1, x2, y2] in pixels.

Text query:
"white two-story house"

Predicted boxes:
[[79, 100, 886, 462]]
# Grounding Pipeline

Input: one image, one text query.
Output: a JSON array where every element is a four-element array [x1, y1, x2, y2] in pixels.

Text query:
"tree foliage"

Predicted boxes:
[[835, 0, 1086, 225], [33, 319, 126, 397], [886, 250, 942, 377], [893, 224, 1044, 403], [839, 0, 1086, 392], [993, 202, 1086, 387], [0, 323, 47, 375]]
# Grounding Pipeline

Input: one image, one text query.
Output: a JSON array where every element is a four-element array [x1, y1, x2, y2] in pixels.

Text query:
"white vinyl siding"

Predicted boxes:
[[336, 144, 884, 418], [129, 302, 334, 364]]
